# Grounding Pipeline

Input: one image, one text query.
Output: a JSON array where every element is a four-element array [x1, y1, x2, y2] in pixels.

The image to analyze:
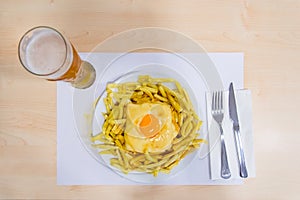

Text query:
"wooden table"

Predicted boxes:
[[1, 0, 299, 199]]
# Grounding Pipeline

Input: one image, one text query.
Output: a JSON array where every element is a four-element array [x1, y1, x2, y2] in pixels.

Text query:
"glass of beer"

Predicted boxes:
[[18, 26, 96, 89]]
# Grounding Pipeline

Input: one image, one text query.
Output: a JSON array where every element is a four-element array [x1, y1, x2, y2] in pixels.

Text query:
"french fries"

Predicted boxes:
[[91, 75, 204, 176]]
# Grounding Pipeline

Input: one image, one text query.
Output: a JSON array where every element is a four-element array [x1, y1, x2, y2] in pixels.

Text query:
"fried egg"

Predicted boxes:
[[124, 103, 178, 153]]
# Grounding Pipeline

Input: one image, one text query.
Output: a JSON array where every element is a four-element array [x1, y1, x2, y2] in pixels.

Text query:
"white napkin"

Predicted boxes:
[[206, 89, 256, 180]]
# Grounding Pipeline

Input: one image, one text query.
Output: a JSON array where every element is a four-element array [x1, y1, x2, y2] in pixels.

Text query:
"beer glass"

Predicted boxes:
[[18, 26, 96, 89]]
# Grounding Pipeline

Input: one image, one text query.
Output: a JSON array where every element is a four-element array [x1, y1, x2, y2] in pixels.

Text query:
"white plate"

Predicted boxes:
[[72, 28, 223, 183]]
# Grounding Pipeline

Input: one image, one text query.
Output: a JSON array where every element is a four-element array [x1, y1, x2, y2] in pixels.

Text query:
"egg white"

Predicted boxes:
[[124, 103, 178, 153]]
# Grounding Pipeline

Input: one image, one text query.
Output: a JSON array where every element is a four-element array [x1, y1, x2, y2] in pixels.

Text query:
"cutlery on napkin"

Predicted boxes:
[[206, 89, 256, 180]]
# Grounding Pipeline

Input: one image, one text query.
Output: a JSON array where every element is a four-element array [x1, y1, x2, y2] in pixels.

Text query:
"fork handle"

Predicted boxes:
[[219, 124, 231, 179]]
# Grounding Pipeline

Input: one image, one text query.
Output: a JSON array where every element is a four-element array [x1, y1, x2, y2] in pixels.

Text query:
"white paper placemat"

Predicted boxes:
[[57, 52, 244, 185]]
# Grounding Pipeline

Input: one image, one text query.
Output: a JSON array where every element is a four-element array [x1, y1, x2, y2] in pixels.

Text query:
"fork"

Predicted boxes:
[[212, 91, 231, 179]]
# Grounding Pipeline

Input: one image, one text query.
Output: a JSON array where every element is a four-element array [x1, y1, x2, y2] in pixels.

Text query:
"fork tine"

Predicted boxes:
[[212, 92, 215, 110], [214, 92, 217, 110], [218, 91, 222, 110], [214, 92, 217, 111], [217, 91, 220, 110], [220, 91, 223, 109]]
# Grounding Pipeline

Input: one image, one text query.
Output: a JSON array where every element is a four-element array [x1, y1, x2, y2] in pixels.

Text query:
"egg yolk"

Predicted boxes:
[[139, 114, 160, 138]]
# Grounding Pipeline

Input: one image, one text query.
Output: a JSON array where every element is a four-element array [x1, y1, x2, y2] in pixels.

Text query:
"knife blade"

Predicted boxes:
[[229, 82, 248, 178]]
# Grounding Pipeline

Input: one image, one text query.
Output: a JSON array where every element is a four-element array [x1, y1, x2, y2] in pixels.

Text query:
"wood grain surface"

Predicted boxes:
[[1, 0, 300, 199]]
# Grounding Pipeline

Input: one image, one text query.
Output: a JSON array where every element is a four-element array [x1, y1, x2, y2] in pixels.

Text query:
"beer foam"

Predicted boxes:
[[25, 30, 67, 75]]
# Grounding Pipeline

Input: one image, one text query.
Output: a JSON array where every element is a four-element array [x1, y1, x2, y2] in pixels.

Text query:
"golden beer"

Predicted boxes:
[[18, 26, 95, 89]]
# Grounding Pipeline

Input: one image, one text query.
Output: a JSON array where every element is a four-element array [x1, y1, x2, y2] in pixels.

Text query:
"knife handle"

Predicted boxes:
[[234, 129, 248, 178], [219, 124, 231, 179]]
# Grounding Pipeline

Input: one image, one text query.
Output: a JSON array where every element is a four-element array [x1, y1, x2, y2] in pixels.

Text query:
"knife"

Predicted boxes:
[[229, 83, 248, 178]]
